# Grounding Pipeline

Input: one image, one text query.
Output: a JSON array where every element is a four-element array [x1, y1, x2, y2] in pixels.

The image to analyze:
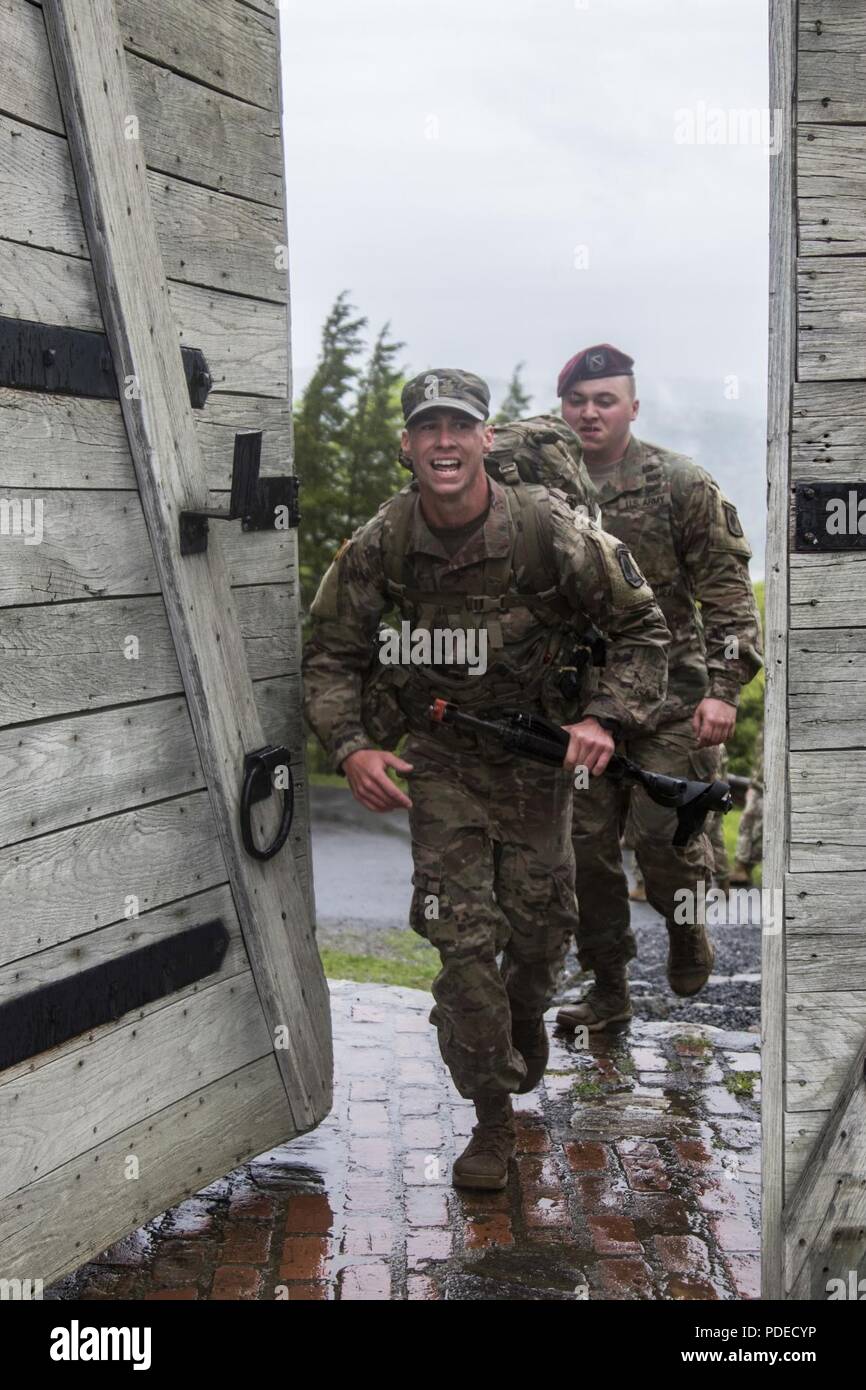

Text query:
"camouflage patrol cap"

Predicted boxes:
[[401, 369, 490, 425], [557, 344, 635, 397]]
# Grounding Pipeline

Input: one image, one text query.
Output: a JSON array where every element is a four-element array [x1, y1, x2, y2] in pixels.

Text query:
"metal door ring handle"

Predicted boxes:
[[240, 746, 294, 861]]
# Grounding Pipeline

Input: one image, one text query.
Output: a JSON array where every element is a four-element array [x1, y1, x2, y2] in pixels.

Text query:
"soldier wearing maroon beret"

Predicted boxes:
[[554, 345, 763, 1032]]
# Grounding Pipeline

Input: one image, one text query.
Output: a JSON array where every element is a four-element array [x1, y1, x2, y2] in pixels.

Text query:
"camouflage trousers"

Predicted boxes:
[[571, 716, 719, 970], [405, 732, 577, 1099], [708, 813, 731, 883], [736, 785, 764, 868]]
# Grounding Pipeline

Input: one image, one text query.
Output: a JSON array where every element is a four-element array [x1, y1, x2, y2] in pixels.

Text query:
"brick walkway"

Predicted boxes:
[[52, 980, 761, 1301]]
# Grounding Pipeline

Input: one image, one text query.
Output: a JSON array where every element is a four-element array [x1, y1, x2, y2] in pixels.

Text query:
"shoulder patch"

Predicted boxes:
[[723, 501, 744, 538], [617, 545, 646, 589]]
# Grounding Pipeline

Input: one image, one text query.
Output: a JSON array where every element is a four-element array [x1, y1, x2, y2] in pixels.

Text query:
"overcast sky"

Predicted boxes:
[[281, 0, 770, 419]]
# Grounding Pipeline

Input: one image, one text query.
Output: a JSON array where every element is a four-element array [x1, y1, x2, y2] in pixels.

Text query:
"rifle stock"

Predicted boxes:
[[428, 700, 732, 847]]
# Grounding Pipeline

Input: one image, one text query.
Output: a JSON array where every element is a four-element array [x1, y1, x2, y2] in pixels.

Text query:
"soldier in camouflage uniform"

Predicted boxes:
[[732, 725, 764, 884], [302, 368, 670, 1189], [553, 345, 763, 1033]]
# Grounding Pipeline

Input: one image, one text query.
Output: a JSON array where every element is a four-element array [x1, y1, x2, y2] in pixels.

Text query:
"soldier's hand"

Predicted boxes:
[[561, 718, 615, 776], [342, 749, 414, 812], [692, 697, 736, 749]]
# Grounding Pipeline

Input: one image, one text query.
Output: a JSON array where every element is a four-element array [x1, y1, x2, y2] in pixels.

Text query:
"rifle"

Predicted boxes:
[[428, 699, 732, 848]]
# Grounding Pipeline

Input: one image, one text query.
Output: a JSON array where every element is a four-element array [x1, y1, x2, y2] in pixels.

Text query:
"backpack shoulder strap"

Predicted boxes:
[[501, 481, 565, 609], [379, 483, 418, 603]]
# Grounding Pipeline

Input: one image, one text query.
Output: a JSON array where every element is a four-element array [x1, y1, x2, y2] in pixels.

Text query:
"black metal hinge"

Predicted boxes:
[[795, 482, 866, 552], [0, 919, 229, 1070], [180, 430, 300, 555], [0, 313, 212, 408]]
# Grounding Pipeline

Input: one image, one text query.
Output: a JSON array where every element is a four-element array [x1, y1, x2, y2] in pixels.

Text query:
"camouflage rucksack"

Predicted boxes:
[[484, 414, 599, 518]]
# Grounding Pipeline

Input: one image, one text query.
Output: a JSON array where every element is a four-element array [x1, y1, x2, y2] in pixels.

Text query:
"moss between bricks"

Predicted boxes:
[[571, 1079, 605, 1100], [725, 1071, 758, 1098]]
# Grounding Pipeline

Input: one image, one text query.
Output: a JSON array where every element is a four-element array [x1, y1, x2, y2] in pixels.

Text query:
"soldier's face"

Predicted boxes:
[[402, 410, 493, 500], [561, 377, 639, 460]]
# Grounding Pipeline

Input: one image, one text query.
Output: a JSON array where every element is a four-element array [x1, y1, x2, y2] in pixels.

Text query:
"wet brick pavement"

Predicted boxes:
[[50, 980, 761, 1302]]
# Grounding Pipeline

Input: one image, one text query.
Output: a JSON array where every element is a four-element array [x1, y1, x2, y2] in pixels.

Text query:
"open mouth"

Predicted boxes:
[[431, 457, 461, 473]]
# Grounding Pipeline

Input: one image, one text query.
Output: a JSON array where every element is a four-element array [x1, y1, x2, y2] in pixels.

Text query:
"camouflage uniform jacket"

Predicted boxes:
[[302, 475, 671, 771], [588, 435, 763, 724]]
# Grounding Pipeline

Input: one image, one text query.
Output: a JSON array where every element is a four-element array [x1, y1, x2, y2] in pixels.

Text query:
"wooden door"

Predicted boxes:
[[0, 0, 331, 1290], [765, 0, 866, 1300]]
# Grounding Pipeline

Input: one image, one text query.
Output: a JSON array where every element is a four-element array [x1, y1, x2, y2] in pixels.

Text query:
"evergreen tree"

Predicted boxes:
[[294, 291, 367, 607], [494, 362, 532, 423], [342, 323, 407, 537]]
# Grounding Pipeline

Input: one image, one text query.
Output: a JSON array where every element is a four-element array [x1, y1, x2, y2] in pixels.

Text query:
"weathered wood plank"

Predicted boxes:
[[791, 379, 866, 475], [798, 126, 866, 197], [0, 596, 297, 726], [0, 113, 286, 300], [29, 0, 280, 109], [798, 257, 866, 380], [0, 390, 292, 490], [170, 278, 288, 397], [788, 934, 866, 990], [791, 553, 866, 630], [794, 380, 866, 417], [790, 750, 866, 871], [0, 697, 201, 846], [114, 0, 278, 109], [43, 0, 329, 1127], [786, 990, 866, 1110], [0, 791, 226, 965], [799, 42, 866, 122], [0, 489, 291, 607], [0, 971, 271, 1200], [0, 676, 306, 850], [790, 630, 866, 748], [0, 0, 283, 204], [0, 1050, 290, 1285], [784, 1028, 866, 1295], [764, 0, 796, 1303], [799, 195, 866, 256], [800, 2, 866, 54], [785, 1110, 827, 1200], [0, 240, 289, 396], [786, 870, 866, 936], [0, 883, 241, 1009]]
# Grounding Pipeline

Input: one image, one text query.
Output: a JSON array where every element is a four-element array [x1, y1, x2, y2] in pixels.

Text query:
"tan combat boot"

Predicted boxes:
[[666, 922, 715, 996], [555, 958, 632, 1033], [511, 1015, 549, 1094], [451, 1093, 517, 1191]]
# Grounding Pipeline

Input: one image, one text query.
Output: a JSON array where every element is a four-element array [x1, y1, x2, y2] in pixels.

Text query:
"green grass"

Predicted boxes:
[[320, 929, 438, 992], [722, 808, 741, 863]]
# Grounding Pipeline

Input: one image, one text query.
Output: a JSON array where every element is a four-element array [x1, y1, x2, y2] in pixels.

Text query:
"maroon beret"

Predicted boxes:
[[557, 344, 635, 397]]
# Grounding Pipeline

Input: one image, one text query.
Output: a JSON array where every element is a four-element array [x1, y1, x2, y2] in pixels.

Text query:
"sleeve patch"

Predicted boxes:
[[617, 545, 646, 589], [723, 502, 744, 538]]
